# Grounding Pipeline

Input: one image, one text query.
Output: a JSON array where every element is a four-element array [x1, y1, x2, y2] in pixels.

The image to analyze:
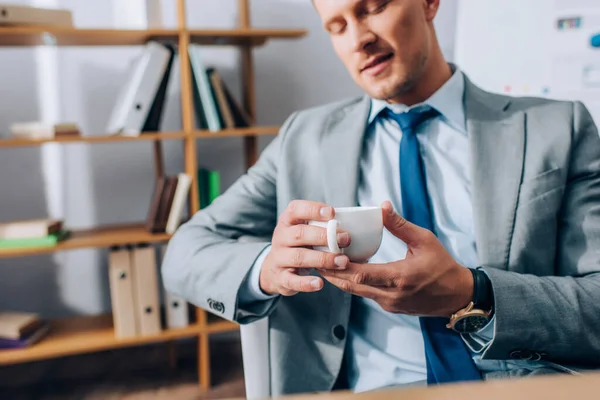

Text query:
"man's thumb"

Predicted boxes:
[[381, 201, 424, 245]]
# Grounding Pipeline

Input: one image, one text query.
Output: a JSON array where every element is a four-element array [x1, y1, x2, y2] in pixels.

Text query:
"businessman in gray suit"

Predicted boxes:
[[162, 0, 600, 395]]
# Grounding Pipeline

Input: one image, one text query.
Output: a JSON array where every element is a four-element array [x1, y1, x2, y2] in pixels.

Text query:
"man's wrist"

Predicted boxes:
[[469, 267, 494, 312]]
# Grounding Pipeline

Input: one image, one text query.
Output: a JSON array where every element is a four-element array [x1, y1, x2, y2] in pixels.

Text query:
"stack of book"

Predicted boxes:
[[106, 41, 252, 136], [0, 219, 69, 250], [146, 173, 192, 234], [0, 311, 50, 349]]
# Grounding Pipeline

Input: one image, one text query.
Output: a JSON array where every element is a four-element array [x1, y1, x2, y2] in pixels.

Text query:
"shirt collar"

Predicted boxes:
[[367, 65, 466, 133]]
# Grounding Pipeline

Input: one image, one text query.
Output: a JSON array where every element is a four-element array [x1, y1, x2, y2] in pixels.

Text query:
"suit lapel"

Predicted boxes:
[[464, 79, 525, 269], [320, 95, 372, 207]]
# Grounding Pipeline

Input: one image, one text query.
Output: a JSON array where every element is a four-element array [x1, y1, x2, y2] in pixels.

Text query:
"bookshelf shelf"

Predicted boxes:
[[0, 314, 205, 366], [0, 223, 171, 258], [0, 132, 187, 149], [0, 27, 180, 47], [188, 28, 307, 46], [194, 125, 279, 138], [0, 27, 306, 47]]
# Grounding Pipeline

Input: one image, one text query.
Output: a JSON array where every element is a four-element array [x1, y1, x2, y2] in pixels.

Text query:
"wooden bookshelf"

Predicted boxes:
[[0, 314, 205, 365], [194, 125, 279, 138], [0, 0, 306, 391], [189, 28, 307, 46], [0, 224, 170, 258], [0, 27, 306, 47], [0, 27, 180, 47], [0, 131, 187, 148]]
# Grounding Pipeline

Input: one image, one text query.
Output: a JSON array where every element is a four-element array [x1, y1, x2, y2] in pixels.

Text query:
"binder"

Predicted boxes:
[[159, 52, 182, 132], [131, 245, 162, 336], [106, 41, 173, 136], [189, 44, 222, 132], [108, 246, 138, 338], [159, 245, 189, 328]]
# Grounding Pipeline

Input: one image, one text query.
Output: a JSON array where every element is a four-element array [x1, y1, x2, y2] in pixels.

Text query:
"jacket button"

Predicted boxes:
[[332, 325, 346, 341], [510, 350, 532, 360]]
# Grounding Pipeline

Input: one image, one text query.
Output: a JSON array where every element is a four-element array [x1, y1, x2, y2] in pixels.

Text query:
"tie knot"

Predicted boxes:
[[386, 106, 439, 134]]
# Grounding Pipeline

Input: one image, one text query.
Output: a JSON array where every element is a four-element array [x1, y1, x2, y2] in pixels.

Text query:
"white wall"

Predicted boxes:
[[0, 0, 458, 318]]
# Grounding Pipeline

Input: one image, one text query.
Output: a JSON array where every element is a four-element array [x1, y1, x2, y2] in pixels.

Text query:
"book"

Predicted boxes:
[[0, 230, 69, 249], [198, 168, 221, 209], [0, 4, 73, 28], [165, 173, 192, 234], [0, 322, 50, 349], [0, 311, 40, 340], [145, 176, 167, 233], [153, 176, 178, 233], [208, 69, 235, 129], [0, 218, 62, 240]]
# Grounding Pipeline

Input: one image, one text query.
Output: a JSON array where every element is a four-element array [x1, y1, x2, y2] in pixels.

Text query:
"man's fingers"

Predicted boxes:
[[277, 248, 349, 270], [381, 201, 430, 246], [319, 263, 398, 287], [320, 273, 382, 299], [280, 200, 335, 226], [280, 269, 323, 294], [280, 224, 351, 248]]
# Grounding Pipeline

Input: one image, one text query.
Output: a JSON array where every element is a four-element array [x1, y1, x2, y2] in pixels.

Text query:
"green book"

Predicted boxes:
[[197, 168, 221, 209], [208, 170, 220, 204], [0, 230, 70, 249]]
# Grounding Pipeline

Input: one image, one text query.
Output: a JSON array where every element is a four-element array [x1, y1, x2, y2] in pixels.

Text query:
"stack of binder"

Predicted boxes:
[[106, 41, 252, 136], [108, 244, 189, 338]]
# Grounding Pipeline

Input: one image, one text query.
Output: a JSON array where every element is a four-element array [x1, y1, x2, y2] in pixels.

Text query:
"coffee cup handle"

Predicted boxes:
[[326, 219, 341, 254]]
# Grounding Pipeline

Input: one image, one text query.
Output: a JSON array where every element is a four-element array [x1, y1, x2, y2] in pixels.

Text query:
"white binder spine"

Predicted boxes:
[[106, 41, 171, 136]]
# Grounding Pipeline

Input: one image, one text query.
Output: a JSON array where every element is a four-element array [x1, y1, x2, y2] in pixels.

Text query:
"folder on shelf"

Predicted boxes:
[[189, 44, 222, 132], [106, 41, 174, 136], [108, 246, 138, 338], [159, 52, 182, 132], [131, 244, 161, 336], [159, 245, 189, 329]]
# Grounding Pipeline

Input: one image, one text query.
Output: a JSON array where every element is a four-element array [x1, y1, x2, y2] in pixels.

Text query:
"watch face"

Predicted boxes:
[[454, 315, 490, 334]]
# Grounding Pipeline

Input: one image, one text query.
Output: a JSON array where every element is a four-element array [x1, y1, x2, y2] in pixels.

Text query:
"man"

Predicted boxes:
[[162, 0, 600, 395]]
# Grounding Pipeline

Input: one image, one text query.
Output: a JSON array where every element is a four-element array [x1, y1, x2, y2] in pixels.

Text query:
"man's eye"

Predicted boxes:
[[366, 0, 389, 14]]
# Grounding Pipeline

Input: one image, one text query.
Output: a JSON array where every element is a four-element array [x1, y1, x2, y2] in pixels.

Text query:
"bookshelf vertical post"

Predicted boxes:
[[239, 0, 258, 169], [177, 0, 210, 390]]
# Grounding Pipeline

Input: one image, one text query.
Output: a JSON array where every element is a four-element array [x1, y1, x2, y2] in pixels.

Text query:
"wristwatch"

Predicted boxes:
[[446, 267, 494, 334]]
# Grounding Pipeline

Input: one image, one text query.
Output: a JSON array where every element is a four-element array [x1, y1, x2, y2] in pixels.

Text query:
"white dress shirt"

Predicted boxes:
[[237, 66, 548, 392]]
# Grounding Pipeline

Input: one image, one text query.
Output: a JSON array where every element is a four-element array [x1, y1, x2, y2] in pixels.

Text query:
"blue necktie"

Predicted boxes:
[[386, 106, 482, 385]]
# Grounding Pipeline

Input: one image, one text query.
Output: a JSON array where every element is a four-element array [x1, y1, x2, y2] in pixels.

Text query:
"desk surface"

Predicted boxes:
[[258, 372, 600, 400]]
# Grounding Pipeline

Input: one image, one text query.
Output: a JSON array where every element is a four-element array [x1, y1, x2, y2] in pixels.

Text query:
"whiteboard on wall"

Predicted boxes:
[[454, 0, 600, 125]]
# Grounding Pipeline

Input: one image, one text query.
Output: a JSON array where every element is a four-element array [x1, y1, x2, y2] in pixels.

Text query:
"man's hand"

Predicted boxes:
[[260, 200, 351, 296], [319, 201, 473, 317]]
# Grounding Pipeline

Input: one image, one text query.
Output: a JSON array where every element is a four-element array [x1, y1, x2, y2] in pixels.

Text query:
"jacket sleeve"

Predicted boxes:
[[480, 101, 600, 365], [160, 114, 298, 325]]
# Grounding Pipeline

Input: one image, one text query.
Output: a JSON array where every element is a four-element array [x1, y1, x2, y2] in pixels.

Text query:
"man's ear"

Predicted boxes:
[[423, 0, 440, 21]]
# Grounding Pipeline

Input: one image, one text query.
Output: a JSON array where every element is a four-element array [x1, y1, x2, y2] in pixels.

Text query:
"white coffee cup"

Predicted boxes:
[[309, 206, 383, 262]]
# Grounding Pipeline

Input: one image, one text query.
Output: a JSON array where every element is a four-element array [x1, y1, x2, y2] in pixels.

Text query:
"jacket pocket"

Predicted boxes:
[[518, 167, 563, 206]]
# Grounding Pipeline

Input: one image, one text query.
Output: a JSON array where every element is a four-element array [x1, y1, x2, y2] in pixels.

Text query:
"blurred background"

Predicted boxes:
[[0, 0, 597, 398]]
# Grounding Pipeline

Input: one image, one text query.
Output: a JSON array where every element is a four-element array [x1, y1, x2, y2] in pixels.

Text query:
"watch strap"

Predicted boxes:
[[469, 267, 494, 311]]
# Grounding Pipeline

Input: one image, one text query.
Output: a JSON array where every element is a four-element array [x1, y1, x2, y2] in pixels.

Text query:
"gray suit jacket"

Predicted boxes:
[[161, 77, 600, 395]]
